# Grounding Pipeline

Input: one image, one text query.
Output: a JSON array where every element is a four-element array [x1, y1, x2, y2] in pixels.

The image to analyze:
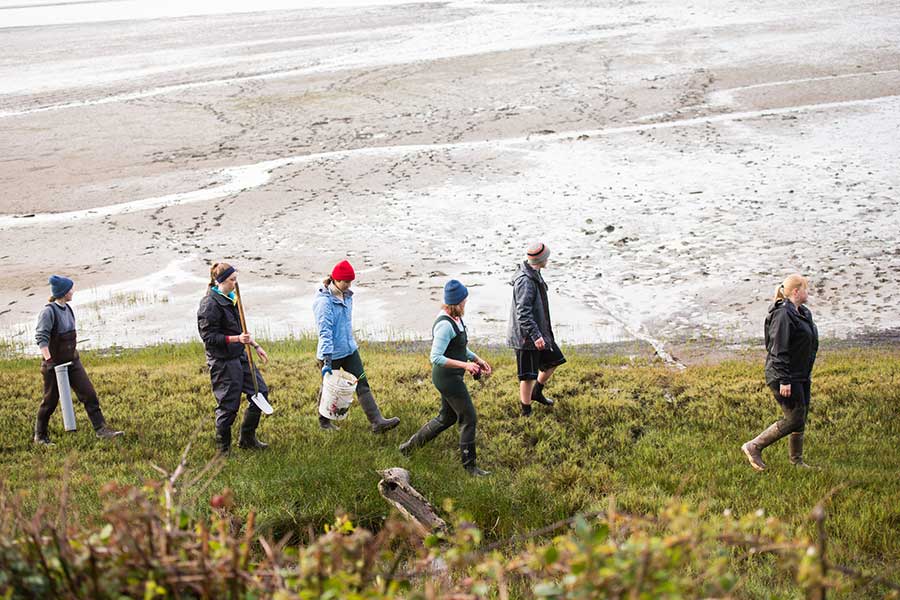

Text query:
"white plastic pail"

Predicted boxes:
[[318, 369, 357, 420]]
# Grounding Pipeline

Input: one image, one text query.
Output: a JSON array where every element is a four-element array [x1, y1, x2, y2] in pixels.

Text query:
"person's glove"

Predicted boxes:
[[321, 355, 333, 377]]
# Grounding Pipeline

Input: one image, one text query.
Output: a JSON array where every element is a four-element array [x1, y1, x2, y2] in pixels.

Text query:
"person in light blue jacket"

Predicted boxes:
[[313, 260, 399, 433]]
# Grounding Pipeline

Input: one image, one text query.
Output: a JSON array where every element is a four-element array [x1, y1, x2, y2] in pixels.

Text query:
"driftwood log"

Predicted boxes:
[[377, 467, 447, 535]]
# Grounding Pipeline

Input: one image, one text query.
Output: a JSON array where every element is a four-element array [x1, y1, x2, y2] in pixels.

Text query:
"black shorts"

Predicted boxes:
[[516, 343, 566, 381]]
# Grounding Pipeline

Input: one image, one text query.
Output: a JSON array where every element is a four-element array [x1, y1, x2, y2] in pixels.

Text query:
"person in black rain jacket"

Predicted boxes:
[[742, 274, 819, 470], [197, 262, 270, 454]]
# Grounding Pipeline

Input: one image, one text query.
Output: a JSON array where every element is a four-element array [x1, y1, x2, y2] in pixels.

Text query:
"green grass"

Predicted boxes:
[[1, 339, 898, 597]]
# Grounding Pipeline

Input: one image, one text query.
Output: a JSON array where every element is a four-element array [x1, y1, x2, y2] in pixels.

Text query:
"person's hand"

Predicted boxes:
[[254, 345, 269, 364], [321, 356, 333, 377], [465, 361, 482, 376], [238, 332, 252, 345], [779, 383, 792, 398], [534, 337, 546, 350], [477, 359, 492, 376]]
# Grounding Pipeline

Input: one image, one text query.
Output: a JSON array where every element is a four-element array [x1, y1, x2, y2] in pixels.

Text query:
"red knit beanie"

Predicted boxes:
[[331, 260, 356, 281]]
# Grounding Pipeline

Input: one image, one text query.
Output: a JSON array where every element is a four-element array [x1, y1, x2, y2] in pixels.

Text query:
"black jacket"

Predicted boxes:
[[197, 291, 245, 361], [764, 299, 819, 386], [507, 262, 554, 350]]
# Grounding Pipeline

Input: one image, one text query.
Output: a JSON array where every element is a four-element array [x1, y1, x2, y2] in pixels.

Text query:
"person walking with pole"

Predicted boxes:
[[197, 262, 271, 455], [313, 260, 399, 433], [742, 274, 819, 470], [33, 275, 124, 445], [507, 242, 566, 416], [399, 280, 492, 476]]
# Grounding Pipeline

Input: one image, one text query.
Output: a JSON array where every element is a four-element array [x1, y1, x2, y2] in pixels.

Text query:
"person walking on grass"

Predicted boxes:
[[313, 260, 399, 433], [33, 275, 124, 445], [399, 280, 492, 476], [742, 274, 819, 471], [507, 242, 566, 416], [197, 262, 270, 455]]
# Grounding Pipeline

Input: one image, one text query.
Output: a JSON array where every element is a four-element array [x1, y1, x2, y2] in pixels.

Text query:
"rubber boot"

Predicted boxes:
[[33, 418, 54, 446], [319, 415, 340, 430], [238, 408, 268, 450], [358, 389, 400, 434], [741, 422, 782, 471], [788, 432, 814, 468], [399, 419, 444, 456], [520, 402, 533, 417], [215, 427, 231, 456], [461, 442, 490, 477], [531, 381, 554, 406], [95, 424, 124, 440]]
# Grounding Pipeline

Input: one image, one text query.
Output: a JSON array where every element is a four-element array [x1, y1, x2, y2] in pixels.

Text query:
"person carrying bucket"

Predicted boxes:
[[507, 242, 566, 416], [33, 275, 124, 445], [399, 280, 493, 477], [742, 274, 819, 470], [313, 260, 399, 433], [197, 262, 271, 455]]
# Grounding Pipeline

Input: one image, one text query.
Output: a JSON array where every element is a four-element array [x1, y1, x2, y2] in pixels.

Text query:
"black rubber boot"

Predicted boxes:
[[520, 402, 533, 417], [741, 422, 782, 471], [319, 415, 340, 430], [399, 420, 444, 456], [789, 433, 814, 468], [215, 427, 232, 456], [461, 442, 490, 477], [531, 381, 554, 406], [238, 407, 268, 450], [358, 389, 400, 434]]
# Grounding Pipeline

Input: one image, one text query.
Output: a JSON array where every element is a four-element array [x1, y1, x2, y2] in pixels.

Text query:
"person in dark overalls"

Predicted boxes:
[[742, 274, 819, 470], [197, 262, 270, 455], [34, 275, 124, 445], [399, 280, 493, 476]]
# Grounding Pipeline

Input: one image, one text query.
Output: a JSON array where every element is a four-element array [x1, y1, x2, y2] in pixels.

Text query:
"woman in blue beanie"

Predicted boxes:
[[33, 275, 124, 445], [399, 279, 493, 476]]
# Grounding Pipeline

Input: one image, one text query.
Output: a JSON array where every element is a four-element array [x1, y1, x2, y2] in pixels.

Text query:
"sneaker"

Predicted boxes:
[[465, 465, 491, 477], [33, 434, 55, 447], [96, 425, 124, 440]]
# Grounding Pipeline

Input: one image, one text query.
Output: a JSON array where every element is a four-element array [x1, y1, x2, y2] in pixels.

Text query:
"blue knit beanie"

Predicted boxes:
[[443, 279, 468, 305], [49, 275, 74, 298]]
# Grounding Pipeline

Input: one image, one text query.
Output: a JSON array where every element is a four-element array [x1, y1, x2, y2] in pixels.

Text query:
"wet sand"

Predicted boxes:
[[1, 0, 899, 357]]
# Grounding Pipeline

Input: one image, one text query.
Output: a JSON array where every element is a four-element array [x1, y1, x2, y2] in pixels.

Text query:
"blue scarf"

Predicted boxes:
[[212, 286, 237, 305]]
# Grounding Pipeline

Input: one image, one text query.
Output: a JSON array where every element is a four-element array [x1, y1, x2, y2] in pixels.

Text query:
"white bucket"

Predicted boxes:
[[54, 362, 76, 432], [318, 369, 357, 421]]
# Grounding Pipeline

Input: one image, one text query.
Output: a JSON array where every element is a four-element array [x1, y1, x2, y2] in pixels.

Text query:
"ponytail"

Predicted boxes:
[[774, 274, 807, 301], [209, 262, 234, 292], [322, 276, 334, 287]]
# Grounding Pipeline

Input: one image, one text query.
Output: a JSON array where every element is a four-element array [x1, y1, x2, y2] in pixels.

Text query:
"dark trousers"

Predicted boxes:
[[426, 368, 477, 447], [209, 355, 268, 431], [37, 358, 105, 433], [770, 380, 810, 436]]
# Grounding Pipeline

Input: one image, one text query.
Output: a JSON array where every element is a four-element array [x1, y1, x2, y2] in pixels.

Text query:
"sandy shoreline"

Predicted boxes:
[[1, 0, 898, 357]]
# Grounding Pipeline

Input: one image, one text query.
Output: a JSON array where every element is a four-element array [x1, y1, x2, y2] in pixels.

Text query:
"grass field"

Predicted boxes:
[[1, 339, 898, 597]]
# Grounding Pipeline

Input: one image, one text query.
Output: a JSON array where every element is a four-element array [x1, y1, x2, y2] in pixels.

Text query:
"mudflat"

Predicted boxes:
[[1, 0, 898, 354]]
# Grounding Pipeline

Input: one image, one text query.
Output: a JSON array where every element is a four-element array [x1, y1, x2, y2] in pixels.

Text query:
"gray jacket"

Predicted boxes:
[[506, 261, 554, 350]]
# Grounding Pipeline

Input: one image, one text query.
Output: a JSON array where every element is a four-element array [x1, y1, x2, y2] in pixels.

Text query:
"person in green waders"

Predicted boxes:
[[399, 280, 493, 476], [33, 275, 124, 445]]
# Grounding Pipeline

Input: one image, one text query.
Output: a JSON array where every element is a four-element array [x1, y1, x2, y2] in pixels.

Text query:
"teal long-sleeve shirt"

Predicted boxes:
[[430, 317, 477, 366]]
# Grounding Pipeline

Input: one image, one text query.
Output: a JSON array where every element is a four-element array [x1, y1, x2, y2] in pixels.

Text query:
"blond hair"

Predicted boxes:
[[774, 274, 808, 301], [209, 262, 233, 290]]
